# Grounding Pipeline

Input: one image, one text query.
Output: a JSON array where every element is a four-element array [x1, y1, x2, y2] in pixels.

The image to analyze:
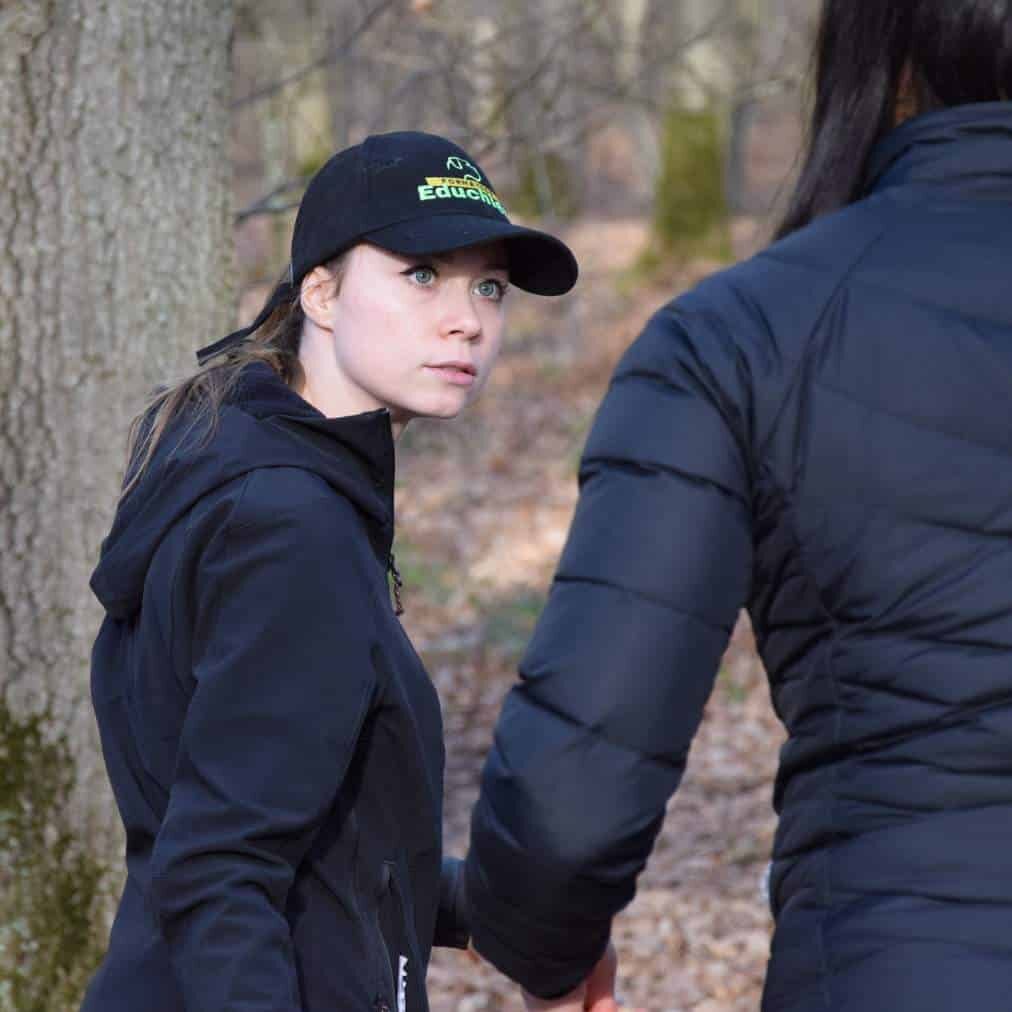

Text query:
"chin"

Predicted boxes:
[[420, 405, 466, 422], [393, 393, 470, 423]]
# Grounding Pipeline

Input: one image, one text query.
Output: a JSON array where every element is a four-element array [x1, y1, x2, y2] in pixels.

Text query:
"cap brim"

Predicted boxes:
[[362, 214, 578, 295]]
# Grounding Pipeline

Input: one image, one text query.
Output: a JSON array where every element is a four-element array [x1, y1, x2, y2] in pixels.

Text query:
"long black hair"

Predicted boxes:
[[777, 0, 1012, 239]]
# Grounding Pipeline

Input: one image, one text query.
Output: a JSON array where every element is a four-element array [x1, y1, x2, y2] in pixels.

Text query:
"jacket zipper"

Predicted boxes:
[[387, 552, 404, 615], [377, 859, 422, 1012], [373, 862, 397, 1012]]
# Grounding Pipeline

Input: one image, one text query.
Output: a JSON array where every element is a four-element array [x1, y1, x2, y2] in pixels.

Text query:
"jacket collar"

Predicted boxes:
[[865, 102, 1012, 198], [234, 361, 396, 508], [232, 362, 397, 569]]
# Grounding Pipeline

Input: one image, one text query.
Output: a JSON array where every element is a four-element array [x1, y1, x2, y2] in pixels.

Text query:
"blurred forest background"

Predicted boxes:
[[2, 1, 818, 1009]]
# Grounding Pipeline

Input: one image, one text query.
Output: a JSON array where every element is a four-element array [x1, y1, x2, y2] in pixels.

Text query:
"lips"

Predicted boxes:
[[428, 360, 476, 375], [425, 361, 477, 386]]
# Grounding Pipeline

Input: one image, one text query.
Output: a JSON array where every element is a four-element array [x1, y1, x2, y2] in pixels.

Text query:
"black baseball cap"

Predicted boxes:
[[196, 131, 578, 365]]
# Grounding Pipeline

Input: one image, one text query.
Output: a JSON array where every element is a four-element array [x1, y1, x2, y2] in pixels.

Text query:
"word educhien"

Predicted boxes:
[[418, 176, 507, 215]]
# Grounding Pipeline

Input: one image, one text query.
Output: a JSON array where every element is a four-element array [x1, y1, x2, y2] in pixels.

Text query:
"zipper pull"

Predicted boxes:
[[387, 552, 404, 616]]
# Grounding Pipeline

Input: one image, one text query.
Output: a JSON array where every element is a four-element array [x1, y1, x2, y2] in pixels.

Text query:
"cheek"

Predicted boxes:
[[481, 310, 507, 365], [468, 313, 505, 400], [333, 295, 408, 373]]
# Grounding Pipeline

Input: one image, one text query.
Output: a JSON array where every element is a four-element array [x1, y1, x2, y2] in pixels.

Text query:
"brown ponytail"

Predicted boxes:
[[120, 254, 345, 500]]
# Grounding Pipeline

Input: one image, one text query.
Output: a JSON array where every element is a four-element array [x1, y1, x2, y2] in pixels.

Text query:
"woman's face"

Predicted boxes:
[[300, 241, 509, 427]]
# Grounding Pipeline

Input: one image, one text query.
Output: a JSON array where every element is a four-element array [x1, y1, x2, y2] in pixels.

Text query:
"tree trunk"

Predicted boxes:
[[671, 0, 731, 109], [0, 1, 233, 1007], [727, 0, 813, 218], [325, 2, 358, 150]]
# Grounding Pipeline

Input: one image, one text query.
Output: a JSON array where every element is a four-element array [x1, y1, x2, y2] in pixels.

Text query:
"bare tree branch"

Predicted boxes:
[[231, 0, 401, 109], [234, 178, 307, 225]]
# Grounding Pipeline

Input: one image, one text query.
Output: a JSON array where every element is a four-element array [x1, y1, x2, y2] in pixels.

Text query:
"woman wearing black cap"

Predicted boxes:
[[465, 3, 1012, 1011], [81, 131, 577, 1012]]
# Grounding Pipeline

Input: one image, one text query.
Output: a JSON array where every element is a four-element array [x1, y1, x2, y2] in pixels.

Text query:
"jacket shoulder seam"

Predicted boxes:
[[758, 215, 895, 462], [744, 219, 894, 685]]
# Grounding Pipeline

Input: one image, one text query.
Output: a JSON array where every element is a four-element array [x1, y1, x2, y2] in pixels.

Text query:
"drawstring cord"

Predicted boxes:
[[387, 553, 404, 616]]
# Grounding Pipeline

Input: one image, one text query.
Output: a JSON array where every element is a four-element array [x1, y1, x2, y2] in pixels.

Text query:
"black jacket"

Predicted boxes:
[[83, 363, 467, 1012], [466, 103, 1012, 1010]]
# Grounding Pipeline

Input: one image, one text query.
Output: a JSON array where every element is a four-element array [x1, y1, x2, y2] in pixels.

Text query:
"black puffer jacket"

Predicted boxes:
[[466, 103, 1012, 1011], [83, 363, 467, 1012]]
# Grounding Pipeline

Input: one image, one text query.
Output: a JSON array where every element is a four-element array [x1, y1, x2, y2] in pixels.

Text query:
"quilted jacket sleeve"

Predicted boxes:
[[465, 299, 756, 999]]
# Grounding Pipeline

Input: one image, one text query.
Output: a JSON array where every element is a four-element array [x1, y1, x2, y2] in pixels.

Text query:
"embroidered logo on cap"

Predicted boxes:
[[417, 156, 507, 215], [446, 155, 481, 181]]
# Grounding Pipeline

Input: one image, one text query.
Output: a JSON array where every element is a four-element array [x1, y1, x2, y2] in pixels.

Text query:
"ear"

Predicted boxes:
[[300, 265, 337, 331]]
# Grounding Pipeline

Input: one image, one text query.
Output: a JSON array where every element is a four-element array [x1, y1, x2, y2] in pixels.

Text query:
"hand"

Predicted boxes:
[[521, 942, 643, 1012]]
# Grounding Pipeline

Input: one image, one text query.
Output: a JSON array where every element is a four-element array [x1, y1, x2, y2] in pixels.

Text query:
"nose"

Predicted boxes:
[[438, 283, 482, 342]]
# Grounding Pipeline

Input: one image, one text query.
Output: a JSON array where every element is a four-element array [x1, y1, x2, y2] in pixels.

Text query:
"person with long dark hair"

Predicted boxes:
[[464, 3, 1012, 1009], [81, 131, 577, 1012]]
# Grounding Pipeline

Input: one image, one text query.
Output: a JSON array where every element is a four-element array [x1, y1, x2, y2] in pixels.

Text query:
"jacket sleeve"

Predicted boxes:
[[465, 300, 756, 999], [148, 492, 378, 1012], [433, 856, 470, 949]]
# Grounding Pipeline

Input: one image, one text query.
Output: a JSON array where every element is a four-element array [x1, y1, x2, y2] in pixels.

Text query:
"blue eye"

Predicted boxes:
[[476, 278, 507, 300], [406, 265, 436, 285]]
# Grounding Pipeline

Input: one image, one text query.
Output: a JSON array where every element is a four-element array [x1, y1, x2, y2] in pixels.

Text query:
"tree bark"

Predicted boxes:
[[0, 0, 233, 1005]]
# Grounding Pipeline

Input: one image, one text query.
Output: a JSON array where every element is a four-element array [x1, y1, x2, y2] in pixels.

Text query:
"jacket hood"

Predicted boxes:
[[91, 362, 395, 620]]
